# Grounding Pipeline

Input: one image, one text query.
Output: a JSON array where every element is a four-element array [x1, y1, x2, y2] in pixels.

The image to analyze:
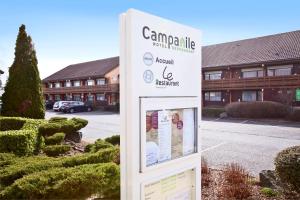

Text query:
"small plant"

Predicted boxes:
[[44, 132, 65, 145], [260, 187, 278, 197], [219, 163, 252, 199], [43, 145, 71, 157], [201, 157, 211, 188], [48, 117, 67, 123], [84, 139, 113, 153]]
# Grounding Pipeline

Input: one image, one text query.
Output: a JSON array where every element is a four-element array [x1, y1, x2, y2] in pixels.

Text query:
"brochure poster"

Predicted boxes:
[[144, 169, 195, 200], [145, 108, 196, 166]]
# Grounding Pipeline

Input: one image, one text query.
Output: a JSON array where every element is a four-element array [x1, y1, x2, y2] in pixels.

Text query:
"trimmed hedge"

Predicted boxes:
[[0, 163, 120, 200], [202, 107, 225, 118], [105, 135, 120, 146], [44, 132, 65, 145], [0, 117, 26, 131], [38, 118, 88, 137], [275, 146, 300, 193], [0, 130, 37, 156], [43, 144, 71, 157], [0, 147, 119, 186], [48, 116, 68, 123], [0, 153, 16, 169], [85, 139, 113, 153], [225, 101, 290, 118]]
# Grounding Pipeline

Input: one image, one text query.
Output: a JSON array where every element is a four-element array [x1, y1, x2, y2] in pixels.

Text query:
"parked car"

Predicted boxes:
[[61, 101, 93, 113], [53, 101, 75, 111], [45, 100, 55, 110]]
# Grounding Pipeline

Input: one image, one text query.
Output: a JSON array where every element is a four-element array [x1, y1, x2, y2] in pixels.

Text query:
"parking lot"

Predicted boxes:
[[46, 111, 300, 175]]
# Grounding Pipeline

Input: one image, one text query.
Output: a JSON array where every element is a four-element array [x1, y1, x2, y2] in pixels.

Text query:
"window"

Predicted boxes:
[[74, 81, 80, 87], [87, 95, 94, 102], [267, 65, 292, 76], [242, 91, 257, 102], [242, 70, 264, 78], [96, 94, 105, 101], [55, 82, 61, 88], [204, 71, 222, 80], [54, 95, 61, 101], [73, 95, 81, 101], [204, 91, 222, 101], [97, 78, 106, 85], [65, 81, 71, 87], [66, 94, 72, 100], [48, 83, 53, 88], [87, 80, 95, 86]]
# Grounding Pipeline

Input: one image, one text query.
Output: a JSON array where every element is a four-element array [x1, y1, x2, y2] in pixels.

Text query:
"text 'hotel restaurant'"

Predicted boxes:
[[42, 30, 300, 107]]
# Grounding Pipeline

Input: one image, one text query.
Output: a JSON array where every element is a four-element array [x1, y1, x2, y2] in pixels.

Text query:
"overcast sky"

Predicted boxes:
[[1, 0, 300, 83]]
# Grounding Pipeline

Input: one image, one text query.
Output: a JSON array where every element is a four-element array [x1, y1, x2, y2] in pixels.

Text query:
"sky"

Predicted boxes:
[[1, 0, 300, 83]]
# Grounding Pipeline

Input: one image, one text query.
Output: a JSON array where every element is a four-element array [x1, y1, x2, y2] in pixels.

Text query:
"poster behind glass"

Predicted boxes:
[[145, 108, 197, 167]]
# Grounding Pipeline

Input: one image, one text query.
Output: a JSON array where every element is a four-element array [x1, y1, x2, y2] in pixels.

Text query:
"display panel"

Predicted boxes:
[[145, 108, 197, 167], [143, 169, 195, 200]]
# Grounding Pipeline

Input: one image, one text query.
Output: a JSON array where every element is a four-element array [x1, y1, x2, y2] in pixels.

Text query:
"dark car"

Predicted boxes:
[[61, 101, 93, 113], [45, 100, 55, 110]]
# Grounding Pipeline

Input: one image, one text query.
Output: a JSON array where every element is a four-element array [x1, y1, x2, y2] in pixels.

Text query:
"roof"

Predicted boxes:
[[43, 56, 119, 82], [202, 30, 300, 69]]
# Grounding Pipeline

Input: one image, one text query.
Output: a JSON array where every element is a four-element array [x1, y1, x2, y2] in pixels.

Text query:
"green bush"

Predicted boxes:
[[84, 139, 113, 153], [0, 163, 120, 200], [0, 130, 37, 156], [0, 153, 16, 169], [275, 146, 300, 193], [287, 107, 300, 122], [43, 144, 71, 157], [0, 117, 26, 131], [225, 101, 290, 118], [38, 122, 61, 137], [0, 147, 119, 186], [105, 135, 120, 146], [44, 132, 65, 145], [70, 117, 88, 129], [48, 116, 68, 123], [202, 107, 225, 118]]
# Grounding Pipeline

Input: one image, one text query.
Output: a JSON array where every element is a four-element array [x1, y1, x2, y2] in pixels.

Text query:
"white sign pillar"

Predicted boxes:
[[120, 9, 202, 200]]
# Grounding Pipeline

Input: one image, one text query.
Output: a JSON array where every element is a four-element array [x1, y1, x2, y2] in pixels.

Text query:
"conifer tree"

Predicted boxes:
[[1, 24, 45, 119]]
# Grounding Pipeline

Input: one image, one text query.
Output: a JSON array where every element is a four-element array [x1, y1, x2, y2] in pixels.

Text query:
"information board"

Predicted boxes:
[[143, 169, 195, 200], [145, 108, 197, 167], [296, 88, 300, 101], [120, 9, 201, 200]]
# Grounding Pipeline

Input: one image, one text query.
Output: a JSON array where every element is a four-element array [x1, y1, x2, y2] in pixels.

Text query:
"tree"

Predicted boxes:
[[1, 24, 45, 119]]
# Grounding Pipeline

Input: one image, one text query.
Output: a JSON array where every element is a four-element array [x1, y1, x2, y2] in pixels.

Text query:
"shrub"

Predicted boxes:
[[44, 132, 65, 145], [38, 122, 61, 137], [48, 116, 67, 123], [260, 187, 278, 197], [0, 147, 119, 186], [287, 107, 300, 122], [202, 107, 225, 118], [0, 117, 26, 131], [43, 144, 71, 157], [0, 130, 37, 156], [0, 163, 120, 199], [219, 163, 252, 199], [225, 101, 289, 118], [85, 139, 113, 153], [105, 135, 120, 145], [0, 153, 16, 168], [70, 117, 88, 129], [275, 145, 300, 193]]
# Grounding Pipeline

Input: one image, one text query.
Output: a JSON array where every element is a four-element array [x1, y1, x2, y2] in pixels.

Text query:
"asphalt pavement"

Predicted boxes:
[[45, 111, 300, 176]]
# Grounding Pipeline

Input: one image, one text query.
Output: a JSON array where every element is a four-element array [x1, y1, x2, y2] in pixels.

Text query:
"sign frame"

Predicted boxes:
[[120, 9, 202, 200]]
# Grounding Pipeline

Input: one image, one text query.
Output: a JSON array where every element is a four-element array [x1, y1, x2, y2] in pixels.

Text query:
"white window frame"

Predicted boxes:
[[205, 91, 222, 101], [96, 93, 106, 101], [242, 91, 257, 102], [74, 81, 81, 87], [87, 80, 95, 86], [55, 82, 61, 88], [267, 65, 292, 76], [97, 78, 106, 85]]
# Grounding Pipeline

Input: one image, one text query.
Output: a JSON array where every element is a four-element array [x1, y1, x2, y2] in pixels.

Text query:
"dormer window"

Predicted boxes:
[[267, 65, 292, 76], [65, 80, 71, 87], [55, 82, 61, 88], [97, 78, 106, 85], [74, 81, 80, 87], [241, 68, 263, 78]]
